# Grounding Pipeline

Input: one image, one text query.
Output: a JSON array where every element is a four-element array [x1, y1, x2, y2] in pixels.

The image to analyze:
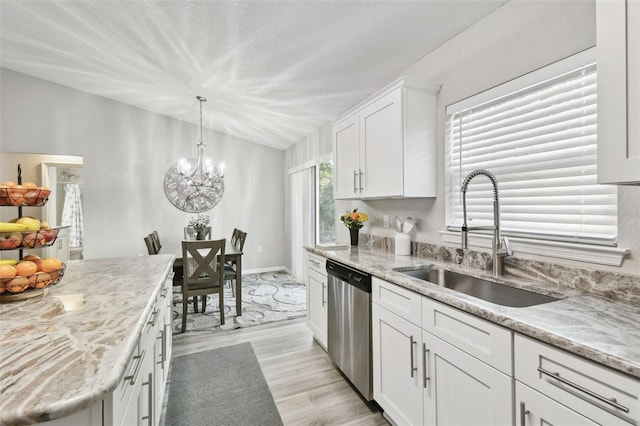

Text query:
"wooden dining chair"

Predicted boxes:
[[181, 239, 226, 332], [151, 231, 161, 251], [224, 229, 247, 296], [144, 234, 157, 255]]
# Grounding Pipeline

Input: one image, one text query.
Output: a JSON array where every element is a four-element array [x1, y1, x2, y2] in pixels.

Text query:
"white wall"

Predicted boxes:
[[1, 69, 286, 269], [285, 0, 640, 276]]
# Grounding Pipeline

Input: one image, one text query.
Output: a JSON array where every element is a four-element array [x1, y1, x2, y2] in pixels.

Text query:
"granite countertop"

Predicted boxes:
[[0, 254, 175, 426], [307, 245, 640, 380]]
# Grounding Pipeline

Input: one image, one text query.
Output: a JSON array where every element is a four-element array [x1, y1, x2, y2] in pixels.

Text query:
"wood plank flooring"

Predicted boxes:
[[162, 318, 388, 426]]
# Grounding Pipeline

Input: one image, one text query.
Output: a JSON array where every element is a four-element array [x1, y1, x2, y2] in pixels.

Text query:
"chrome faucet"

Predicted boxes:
[[460, 169, 512, 277]]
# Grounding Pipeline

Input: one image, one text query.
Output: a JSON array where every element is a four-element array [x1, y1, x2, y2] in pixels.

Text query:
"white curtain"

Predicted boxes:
[[289, 167, 315, 282], [61, 183, 84, 247]]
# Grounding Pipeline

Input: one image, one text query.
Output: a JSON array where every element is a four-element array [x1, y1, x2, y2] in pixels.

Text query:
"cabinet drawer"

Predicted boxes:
[[422, 297, 512, 375], [372, 277, 421, 326], [515, 334, 639, 425], [307, 253, 326, 275]]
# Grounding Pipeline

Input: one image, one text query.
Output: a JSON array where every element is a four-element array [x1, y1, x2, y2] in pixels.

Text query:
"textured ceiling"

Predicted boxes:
[[1, 1, 506, 150]]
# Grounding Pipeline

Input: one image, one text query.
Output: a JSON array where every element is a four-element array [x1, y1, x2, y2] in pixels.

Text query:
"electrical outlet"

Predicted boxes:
[[384, 215, 389, 228], [257, 246, 263, 253]]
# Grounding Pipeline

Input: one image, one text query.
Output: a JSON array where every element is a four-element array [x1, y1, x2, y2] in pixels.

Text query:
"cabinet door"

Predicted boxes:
[[423, 331, 512, 426], [333, 114, 361, 199], [516, 381, 598, 426], [360, 88, 404, 198], [138, 348, 154, 426], [372, 303, 423, 426], [597, 0, 640, 184], [307, 268, 327, 348]]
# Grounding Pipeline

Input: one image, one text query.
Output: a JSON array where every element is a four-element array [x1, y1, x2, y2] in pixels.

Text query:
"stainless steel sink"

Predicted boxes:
[[394, 266, 559, 307]]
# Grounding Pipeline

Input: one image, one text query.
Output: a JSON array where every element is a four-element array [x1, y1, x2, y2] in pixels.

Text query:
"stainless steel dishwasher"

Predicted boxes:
[[326, 259, 373, 401]]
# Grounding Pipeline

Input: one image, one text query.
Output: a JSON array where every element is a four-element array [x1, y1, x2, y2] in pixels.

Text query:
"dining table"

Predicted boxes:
[[161, 239, 244, 316]]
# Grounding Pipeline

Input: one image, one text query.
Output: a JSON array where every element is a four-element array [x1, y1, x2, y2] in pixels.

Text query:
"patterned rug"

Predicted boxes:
[[172, 271, 306, 336]]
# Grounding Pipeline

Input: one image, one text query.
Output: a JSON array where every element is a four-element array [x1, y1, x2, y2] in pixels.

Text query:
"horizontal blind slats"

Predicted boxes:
[[445, 58, 616, 245]]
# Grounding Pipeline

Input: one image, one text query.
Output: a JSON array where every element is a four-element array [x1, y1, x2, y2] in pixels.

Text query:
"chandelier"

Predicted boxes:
[[163, 96, 225, 213]]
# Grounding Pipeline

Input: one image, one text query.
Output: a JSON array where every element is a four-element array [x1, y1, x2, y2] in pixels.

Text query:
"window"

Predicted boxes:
[[445, 49, 617, 247], [316, 160, 336, 245]]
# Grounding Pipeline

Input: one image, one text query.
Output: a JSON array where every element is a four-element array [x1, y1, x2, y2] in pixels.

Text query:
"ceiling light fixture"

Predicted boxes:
[[163, 96, 225, 213]]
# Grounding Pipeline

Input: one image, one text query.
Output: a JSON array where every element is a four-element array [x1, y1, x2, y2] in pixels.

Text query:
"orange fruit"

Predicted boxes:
[[15, 260, 38, 276], [41, 258, 62, 273], [0, 264, 17, 279], [23, 254, 43, 270]]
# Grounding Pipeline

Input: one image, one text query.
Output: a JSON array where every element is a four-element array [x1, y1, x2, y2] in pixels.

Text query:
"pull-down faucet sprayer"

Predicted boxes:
[[461, 169, 512, 277]]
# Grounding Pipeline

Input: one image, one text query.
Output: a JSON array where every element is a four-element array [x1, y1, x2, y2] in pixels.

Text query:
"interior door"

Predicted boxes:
[[289, 166, 315, 282]]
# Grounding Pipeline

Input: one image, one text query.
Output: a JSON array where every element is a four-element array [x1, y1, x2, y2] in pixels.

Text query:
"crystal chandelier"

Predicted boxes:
[[163, 96, 225, 213]]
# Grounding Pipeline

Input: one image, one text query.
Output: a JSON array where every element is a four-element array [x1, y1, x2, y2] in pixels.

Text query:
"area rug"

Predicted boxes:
[[173, 271, 306, 336], [165, 342, 283, 426]]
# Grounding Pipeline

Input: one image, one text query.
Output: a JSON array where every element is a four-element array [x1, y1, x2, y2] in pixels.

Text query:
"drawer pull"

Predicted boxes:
[[519, 401, 529, 426], [409, 336, 417, 378], [124, 350, 145, 385], [147, 309, 159, 327], [309, 259, 320, 267], [537, 367, 630, 413], [423, 343, 430, 388]]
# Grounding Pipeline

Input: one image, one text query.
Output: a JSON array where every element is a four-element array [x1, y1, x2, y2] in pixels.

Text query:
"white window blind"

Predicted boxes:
[[445, 50, 617, 246]]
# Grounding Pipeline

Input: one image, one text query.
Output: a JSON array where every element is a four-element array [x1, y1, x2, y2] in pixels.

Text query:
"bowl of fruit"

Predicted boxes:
[[0, 217, 61, 250], [0, 256, 65, 301], [0, 181, 51, 207]]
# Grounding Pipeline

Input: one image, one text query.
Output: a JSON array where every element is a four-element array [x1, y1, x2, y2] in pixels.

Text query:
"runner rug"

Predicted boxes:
[[165, 342, 283, 426]]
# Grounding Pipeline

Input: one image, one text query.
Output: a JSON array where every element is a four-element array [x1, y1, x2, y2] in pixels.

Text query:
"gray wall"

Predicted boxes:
[[1, 69, 286, 270], [285, 0, 640, 275]]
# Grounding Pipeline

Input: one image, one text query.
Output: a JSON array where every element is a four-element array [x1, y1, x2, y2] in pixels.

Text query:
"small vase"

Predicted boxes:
[[349, 228, 359, 246], [196, 230, 207, 240]]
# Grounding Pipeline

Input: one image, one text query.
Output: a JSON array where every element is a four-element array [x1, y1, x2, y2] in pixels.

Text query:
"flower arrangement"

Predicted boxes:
[[340, 208, 368, 230], [188, 214, 210, 232]]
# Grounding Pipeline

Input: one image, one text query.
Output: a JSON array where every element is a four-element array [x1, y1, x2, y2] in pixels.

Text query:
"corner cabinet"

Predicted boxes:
[[306, 253, 328, 349], [333, 76, 440, 199], [597, 0, 640, 184]]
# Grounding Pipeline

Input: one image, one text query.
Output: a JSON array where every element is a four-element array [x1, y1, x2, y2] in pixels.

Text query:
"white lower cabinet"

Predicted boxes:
[[306, 253, 328, 348], [372, 303, 423, 425], [372, 277, 512, 426], [515, 334, 639, 425], [516, 381, 598, 426], [423, 331, 512, 426]]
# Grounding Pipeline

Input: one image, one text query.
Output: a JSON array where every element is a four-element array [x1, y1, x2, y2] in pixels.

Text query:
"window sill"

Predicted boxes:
[[439, 231, 629, 267]]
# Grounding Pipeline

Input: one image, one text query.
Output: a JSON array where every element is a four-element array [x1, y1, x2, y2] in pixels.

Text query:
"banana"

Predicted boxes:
[[0, 222, 29, 232], [0, 259, 18, 266]]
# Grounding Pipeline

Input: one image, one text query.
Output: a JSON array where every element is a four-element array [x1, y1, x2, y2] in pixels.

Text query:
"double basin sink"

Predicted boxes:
[[393, 265, 559, 307]]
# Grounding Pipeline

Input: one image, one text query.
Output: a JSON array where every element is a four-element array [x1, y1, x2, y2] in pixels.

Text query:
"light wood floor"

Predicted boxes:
[[162, 318, 388, 426]]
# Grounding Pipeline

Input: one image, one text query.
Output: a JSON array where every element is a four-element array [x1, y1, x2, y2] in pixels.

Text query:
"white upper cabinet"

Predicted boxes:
[[597, 0, 640, 184], [332, 76, 440, 199]]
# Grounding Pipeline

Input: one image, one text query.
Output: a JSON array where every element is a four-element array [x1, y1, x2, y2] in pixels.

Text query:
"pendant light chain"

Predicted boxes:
[[197, 95, 206, 144]]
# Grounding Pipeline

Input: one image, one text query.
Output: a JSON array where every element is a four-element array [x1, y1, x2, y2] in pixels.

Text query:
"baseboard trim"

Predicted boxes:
[[243, 265, 292, 275]]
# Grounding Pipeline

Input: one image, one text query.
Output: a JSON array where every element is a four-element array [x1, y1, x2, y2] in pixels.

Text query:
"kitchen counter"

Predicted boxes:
[[307, 245, 640, 379], [0, 254, 175, 426]]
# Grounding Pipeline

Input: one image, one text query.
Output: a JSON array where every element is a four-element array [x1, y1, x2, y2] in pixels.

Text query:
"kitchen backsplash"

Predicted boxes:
[[360, 233, 640, 306]]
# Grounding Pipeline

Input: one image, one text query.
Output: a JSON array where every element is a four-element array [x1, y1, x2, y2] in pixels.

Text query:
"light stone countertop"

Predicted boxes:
[[307, 245, 640, 380], [0, 254, 175, 426]]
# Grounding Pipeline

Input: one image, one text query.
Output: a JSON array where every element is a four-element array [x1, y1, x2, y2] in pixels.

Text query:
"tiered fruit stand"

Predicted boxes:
[[0, 164, 66, 302]]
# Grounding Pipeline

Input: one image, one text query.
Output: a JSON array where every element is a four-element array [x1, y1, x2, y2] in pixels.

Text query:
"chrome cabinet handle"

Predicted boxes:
[[519, 401, 529, 426], [309, 259, 320, 267], [141, 373, 153, 426], [423, 343, 430, 388], [124, 350, 145, 385], [156, 329, 165, 366], [537, 367, 630, 413], [409, 336, 417, 378], [147, 308, 159, 327], [359, 170, 363, 191], [321, 283, 326, 307], [353, 170, 358, 193]]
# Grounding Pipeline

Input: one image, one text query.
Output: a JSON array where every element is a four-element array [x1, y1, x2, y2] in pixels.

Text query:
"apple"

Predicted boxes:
[[16, 217, 41, 231], [0, 232, 23, 249], [40, 228, 57, 243], [22, 232, 46, 248]]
